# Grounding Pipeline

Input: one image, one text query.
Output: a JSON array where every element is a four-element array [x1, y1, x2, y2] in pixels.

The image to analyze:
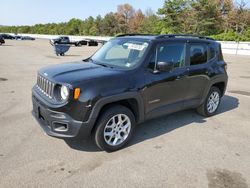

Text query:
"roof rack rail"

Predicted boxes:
[[116, 33, 155, 37], [156, 34, 215, 41]]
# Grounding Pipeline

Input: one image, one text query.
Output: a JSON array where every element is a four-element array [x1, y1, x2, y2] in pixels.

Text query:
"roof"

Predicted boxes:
[[116, 34, 215, 42], [116, 34, 157, 40]]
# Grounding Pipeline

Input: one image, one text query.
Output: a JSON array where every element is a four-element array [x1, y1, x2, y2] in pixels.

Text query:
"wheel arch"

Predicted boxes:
[[89, 92, 144, 133], [212, 82, 226, 95], [200, 75, 228, 105]]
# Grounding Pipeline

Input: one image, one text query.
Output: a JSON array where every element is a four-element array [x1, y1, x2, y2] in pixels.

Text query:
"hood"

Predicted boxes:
[[38, 61, 122, 85]]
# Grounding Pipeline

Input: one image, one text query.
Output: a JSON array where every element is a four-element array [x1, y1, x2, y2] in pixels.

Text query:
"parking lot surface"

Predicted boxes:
[[0, 39, 250, 188]]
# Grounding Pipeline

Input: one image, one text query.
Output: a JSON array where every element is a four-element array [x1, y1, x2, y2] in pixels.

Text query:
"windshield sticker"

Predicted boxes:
[[123, 43, 148, 51]]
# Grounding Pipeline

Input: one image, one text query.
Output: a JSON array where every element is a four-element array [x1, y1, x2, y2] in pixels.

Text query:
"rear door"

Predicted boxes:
[[184, 42, 211, 107]]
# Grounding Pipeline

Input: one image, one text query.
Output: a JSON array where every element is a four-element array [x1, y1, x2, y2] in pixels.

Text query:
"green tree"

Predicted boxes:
[[189, 0, 223, 35], [102, 12, 119, 36], [95, 15, 103, 35], [142, 10, 163, 34], [67, 18, 83, 35], [158, 0, 188, 33]]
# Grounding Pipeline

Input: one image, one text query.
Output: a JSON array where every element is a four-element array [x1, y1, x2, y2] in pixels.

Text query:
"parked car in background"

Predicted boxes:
[[74, 40, 88, 46], [15, 35, 35, 40], [15, 36, 22, 40], [50, 36, 71, 45], [0, 36, 5, 45], [0, 34, 15, 40], [87, 39, 98, 46], [50, 36, 99, 47], [21, 36, 35, 40]]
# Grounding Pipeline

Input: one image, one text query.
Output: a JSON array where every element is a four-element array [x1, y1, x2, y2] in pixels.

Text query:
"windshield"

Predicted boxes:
[[91, 39, 149, 69]]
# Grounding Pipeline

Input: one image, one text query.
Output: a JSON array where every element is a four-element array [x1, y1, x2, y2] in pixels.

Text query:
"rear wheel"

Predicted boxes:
[[196, 86, 221, 117], [94, 105, 136, 152], [76, 42, 82, 47]]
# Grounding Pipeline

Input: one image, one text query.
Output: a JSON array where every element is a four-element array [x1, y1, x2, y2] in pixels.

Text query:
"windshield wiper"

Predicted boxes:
[[94, 61, 114, 68], [95, 62, 109, 67], [88, 58, 114, 68]]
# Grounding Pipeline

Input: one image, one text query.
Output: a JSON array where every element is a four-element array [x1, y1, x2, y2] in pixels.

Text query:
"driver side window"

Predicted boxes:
[[148, 43, 185, 70]]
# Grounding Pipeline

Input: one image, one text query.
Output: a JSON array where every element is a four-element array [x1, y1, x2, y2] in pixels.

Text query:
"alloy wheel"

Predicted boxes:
[[207, 91, 220, 113], [103, 114, 131, 146]]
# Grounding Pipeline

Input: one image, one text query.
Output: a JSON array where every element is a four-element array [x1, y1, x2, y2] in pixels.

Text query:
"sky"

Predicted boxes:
[[1, 0, 249, 26], [1, 0, 165, 26]]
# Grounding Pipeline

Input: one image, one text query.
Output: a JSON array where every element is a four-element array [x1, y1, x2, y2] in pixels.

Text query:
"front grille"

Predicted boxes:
[[36, 75, 55, 99]]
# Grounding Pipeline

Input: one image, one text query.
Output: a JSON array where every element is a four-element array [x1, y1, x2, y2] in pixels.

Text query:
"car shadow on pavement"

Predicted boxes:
[[64, 95, 239, 152]]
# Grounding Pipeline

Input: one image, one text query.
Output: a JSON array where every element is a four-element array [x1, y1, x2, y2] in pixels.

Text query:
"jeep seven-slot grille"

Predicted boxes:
[[36, 75, 55, 99]]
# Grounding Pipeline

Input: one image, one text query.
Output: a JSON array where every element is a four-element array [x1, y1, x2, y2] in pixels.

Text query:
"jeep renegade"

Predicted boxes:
[[32, 34, 228, 151]]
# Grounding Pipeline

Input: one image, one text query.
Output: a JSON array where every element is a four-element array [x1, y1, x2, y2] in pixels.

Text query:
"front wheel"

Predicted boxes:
[[196, 86, 221, 117], [76, 42, 82, 47], [94, 105, 136, 152]]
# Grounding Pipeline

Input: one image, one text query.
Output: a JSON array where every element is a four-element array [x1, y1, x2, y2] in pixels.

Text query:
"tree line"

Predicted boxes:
[[1, 0, 250, 41]]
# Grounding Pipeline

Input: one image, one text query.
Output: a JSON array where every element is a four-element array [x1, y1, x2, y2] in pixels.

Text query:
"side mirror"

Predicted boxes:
[[156, 61, 174, 72]]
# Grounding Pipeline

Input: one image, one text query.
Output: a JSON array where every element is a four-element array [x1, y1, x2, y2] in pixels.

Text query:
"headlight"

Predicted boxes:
[[60, 85, 69, 101]]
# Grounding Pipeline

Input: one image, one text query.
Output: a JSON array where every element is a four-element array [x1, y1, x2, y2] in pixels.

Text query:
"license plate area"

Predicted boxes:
[[33, 97, 47, 122], [38, 107, 45, 121]]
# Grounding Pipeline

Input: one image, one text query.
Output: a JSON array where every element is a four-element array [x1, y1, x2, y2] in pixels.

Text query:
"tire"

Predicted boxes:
[[94, 105, 136, 152], [75, 42, 82, 47], [196, 86, 221, 117]]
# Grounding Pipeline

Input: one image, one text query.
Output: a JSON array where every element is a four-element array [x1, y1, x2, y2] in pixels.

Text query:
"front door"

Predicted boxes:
[[142, 42, 189, 120]]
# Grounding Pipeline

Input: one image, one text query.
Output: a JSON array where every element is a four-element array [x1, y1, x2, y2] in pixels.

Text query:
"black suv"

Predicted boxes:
[[32, 34, 228, 151]]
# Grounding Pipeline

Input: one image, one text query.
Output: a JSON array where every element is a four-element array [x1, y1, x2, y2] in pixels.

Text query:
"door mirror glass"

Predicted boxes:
[[156, 61, 174, 72]]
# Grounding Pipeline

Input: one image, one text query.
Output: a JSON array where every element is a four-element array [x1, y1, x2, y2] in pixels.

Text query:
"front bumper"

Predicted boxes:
[[32, 91, 94, 138]]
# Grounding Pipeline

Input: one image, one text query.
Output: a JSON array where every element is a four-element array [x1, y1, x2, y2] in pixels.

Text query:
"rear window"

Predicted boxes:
[[208, 44, 216, 60], [190, 43, 208, 65]]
